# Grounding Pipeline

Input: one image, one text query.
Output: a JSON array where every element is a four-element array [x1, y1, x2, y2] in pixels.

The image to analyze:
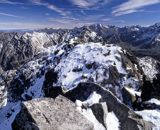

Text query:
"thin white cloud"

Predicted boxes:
[[69, 0, 108, 8], [101, 18, 112, 22], [112, 0, 160, 16], [48, 14, 110, 27], [0, 12, 22, 18], [45, 13, 50, 16], [70, 0, 92, 8], [30, 0, 70, 16], [49, 16, 79, 24], [0, 0, 23, 5], [49, 18, 72, 24]]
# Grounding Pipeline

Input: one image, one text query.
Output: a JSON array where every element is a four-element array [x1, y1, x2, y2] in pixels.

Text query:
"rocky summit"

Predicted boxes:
[[0, 24, 160, 130], [12, 95, 93, 130]]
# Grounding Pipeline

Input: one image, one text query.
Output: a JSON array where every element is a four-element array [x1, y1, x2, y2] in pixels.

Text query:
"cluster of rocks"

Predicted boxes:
[[12, 83, 154, 130], [12, 95, 93, 130]]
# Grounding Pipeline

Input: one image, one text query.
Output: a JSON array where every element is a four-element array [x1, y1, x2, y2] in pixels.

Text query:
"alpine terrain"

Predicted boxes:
[[0, 23, 160, 130]]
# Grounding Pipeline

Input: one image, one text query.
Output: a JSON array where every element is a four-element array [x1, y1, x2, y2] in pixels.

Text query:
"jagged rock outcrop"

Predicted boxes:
[[141, 74, 160, 101], [12, 95, 94, 130], [43, 82, 154, 130], [70, 83, 154, 130]]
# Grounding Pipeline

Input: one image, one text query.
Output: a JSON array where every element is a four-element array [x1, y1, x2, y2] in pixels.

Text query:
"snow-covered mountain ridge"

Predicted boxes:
[[0, 24, 160, 130], [0, 23, 160, 72]]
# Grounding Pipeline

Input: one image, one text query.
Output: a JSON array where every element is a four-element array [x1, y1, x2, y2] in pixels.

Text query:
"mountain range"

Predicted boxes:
[[0, 23, 160, 130]]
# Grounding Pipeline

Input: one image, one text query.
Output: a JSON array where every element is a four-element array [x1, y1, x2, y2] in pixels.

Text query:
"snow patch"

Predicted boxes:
[[136, 110, 160, 129], [89, 32, 97, 39], [138, 57, 158, 80], [106, 112, 120, 130], [155, 34, 160, 42], [75, 91, 101, 107], [145, 98, 160, 106], [82, 108, 106, 130], [76, 91, 105, 130]]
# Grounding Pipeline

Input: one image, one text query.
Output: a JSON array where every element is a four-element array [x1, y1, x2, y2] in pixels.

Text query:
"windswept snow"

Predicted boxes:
[[76, 91, 120, 130], [81, 108, 106, 130], [89, 32, 97, 39], [136, 110, 160, 129], [106, 112, 120, 130], [55, 42, 127, 90], [75, 91, 101, 107], [83, 91, 101, 106], [138, 57, 158, 80], [145, 98, 160, 106], [76, 91, 105, 130]]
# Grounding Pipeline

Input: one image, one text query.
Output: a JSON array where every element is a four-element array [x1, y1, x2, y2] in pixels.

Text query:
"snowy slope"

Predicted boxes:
[[0, 41, 156, 130], [136, 110, 160, 130], [54, 43, 142, 100], [55, 43, 126, 89], [106, 112, 120, 130], [138, 57, 159, 80]]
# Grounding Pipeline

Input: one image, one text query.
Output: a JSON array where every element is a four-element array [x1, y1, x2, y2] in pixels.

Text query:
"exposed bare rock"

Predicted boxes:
[[12, 95, 93, 130]]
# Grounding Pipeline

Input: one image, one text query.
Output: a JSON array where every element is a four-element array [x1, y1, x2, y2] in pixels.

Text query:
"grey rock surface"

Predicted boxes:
[[12, 95, 93, 130]]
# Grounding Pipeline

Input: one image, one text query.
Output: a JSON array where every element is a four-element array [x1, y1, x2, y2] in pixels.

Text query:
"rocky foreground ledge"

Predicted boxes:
[[12, 95, 93, 130], [12, 83, 153, 130]]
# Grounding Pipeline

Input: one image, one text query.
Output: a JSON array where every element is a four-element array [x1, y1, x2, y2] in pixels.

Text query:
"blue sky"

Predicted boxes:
[[0, 0, 160, 29]]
